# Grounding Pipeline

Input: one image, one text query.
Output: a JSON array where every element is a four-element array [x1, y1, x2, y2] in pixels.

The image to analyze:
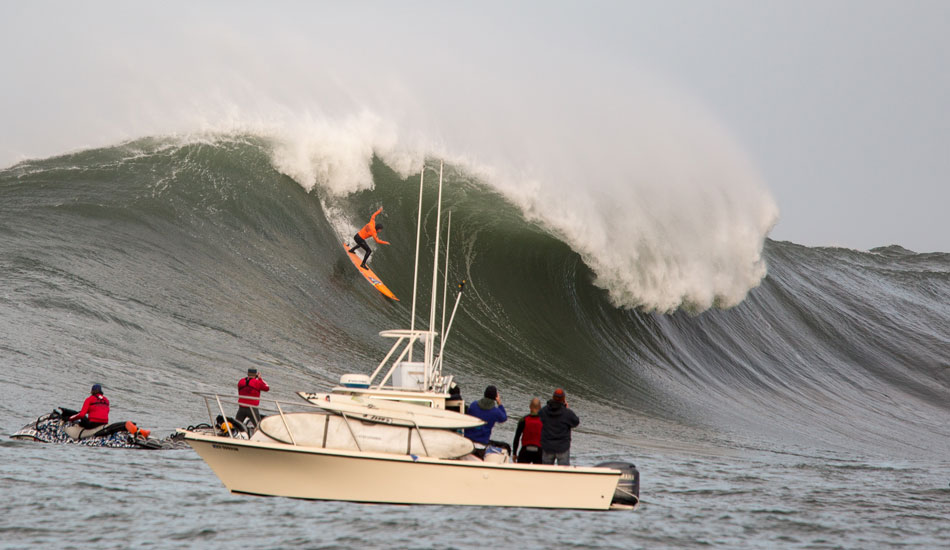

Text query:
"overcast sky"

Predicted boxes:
[[2, 1, 948, 252]]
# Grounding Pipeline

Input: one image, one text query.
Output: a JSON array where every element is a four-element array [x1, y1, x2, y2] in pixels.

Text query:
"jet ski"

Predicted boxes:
[[11, 408, 164, 449]]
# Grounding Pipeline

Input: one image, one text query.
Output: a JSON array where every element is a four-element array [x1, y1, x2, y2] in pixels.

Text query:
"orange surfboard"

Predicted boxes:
[[343, 242, 399, 301]]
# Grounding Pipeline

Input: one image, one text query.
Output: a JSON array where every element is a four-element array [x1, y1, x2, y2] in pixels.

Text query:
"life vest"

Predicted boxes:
[[238, 377, 262, 406], [520, 414, 542, 447], [87, 394, 110, 423]]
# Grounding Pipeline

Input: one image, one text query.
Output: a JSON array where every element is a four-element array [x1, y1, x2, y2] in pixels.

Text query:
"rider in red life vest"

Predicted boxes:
[[512, 397, 544, 464], [69, 383, 110, 429], [348, 207, 390, 270], [235, 368, 269, 429]]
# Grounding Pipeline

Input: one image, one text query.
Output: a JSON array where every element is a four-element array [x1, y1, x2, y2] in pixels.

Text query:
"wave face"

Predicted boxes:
[[1, 138, 948, 459]]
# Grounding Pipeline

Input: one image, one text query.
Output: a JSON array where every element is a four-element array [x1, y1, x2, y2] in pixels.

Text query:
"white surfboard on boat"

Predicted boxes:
[[251, 412, 474, 459], [297, 392, 484, 429]]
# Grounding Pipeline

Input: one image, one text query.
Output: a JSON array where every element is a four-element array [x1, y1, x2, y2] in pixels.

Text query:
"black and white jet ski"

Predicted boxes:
[[11, 408, 164, 449]]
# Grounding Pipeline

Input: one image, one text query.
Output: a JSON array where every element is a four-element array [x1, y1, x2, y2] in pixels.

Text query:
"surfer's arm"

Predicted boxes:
[[368, 208, 388, 243]]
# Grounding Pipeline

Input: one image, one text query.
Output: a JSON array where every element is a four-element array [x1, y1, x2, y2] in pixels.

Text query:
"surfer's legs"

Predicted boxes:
[[350, 235, 372, 268], [360, 247, 372, 268], [348, 234, 366, 254]]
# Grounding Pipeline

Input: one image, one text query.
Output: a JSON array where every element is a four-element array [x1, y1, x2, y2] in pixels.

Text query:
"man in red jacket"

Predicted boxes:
[[68, 383, 110, 429], [235, 368, 269, 429], [512, 398, 543, 464], [348, 207, 390, 269]]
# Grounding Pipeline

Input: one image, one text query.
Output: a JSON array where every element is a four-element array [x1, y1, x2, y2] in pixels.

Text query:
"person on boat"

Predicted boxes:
[[348, 206, 390, 270], [446, 383, 464, 414], [235, 368, 269, 429], [539, 388, 579, 466], [512, 397, 543, 464], [67, 383, 110, 429], [463, 385, 507, 457]]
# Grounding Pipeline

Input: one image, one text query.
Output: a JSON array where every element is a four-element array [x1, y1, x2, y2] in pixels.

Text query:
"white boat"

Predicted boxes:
[[179, 162, 640, 510], [183, 426, 627, 509]]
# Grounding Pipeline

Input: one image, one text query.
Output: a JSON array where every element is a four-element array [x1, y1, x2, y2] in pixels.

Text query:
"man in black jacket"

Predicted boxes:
[[539, 388, 580, 465]]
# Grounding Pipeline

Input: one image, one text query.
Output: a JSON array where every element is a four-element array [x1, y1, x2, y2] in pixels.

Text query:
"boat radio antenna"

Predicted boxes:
[[440, 211, 452, 352], [434, 280, 466, 376], [425, 161, 444, 389], [408, 164, 425, 362]]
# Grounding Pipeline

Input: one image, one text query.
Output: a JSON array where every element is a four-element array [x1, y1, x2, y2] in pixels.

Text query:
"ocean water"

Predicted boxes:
[[1, 138, 949, 549]]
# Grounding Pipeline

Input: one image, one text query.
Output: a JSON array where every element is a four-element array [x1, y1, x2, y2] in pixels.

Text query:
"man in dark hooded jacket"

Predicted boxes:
[[539, 388, 580, 465]]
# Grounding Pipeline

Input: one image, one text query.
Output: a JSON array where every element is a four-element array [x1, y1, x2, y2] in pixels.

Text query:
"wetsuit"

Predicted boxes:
[[69, 394, 110, 429], [348, 207, 390, 268], [512, 413, 543, 464], [235, 376, 270, 428]]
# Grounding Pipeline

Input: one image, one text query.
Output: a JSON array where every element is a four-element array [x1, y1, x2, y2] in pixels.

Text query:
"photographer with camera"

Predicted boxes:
[[462, 385, 508, 459], [235, 368, 269, 429]]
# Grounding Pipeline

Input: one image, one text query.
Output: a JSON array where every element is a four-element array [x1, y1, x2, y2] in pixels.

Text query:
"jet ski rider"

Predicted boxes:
[[68, 383, 110, 429]]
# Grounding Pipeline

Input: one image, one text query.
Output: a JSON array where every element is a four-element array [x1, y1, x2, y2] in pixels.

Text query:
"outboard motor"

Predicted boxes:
[[597, 461, 640, 508]]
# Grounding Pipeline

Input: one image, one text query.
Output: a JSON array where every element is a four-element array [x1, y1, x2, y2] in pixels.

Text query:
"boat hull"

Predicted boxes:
[[181, 430, 621, 510]]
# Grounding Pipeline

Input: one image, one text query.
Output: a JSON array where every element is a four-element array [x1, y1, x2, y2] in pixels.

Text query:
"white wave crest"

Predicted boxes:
[[256, 97, 777, 313]]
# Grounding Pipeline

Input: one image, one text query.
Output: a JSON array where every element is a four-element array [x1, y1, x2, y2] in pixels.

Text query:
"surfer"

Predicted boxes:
[[348, 207, 390, 270], [512, 398, 543, 464], [236, 368, 269, 429], [68, 383, 110, 429]]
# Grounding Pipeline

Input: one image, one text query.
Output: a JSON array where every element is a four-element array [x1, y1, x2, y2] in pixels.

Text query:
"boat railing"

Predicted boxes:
[[191, 391, 434, 456], [193, 391, 325, 443]]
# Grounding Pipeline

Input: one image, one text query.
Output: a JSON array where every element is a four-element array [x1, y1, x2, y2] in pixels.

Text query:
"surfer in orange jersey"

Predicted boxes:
[[348, 207, 390, 269]]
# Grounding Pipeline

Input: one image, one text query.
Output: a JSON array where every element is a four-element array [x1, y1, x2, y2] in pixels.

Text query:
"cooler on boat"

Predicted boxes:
[[391, 361, 425, 390]]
